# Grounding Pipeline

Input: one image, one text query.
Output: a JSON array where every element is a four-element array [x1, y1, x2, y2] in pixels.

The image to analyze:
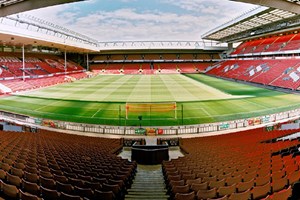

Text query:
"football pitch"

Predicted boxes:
[[1, 74, 300, 126]]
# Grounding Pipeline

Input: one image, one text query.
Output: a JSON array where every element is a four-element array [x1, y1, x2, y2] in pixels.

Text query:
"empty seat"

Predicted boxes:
[[2, 180, 19, 199], [191, 182, 208, 193], [19, 189, 41, 200], [218, 184, 236, 197], [94, 190, 115, 200], [251, 182, 271, 199], [228, 188, 251, 200], [41, 186, 60, 200], [196, 188, 217, 200], [74, 186, 94, 199], [272, 185, 292, 200], [24, 172, 39, 183], [11, 167, 24, 178], [7, 172, 22, 187], [236, 178, 254, 192], [172, 184, 190, 196], [40, 177, 56, 190], [56, 181, 74, 195], [209, 178, 225, 188], [22, 179, 40, 196], [272, 175, 288, 193], [59, 192, 82, 200], [175, 191, 196, 200]]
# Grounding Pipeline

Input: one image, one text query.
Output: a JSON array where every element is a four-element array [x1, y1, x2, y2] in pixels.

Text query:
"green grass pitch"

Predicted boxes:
[[0, 74, 300, 126]]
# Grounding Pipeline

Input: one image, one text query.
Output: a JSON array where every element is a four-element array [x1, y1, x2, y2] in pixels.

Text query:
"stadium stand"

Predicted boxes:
[[91, 62, 212, 75], [206, 59, 300, 90], [163, 127, 299, 200], [232, 33, 300, 55], [0, 129, 136, 200], [0, 52, 88, 94]]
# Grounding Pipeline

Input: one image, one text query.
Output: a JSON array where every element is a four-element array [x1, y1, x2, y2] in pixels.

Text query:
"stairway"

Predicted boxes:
[[125, 164, 169, 200]]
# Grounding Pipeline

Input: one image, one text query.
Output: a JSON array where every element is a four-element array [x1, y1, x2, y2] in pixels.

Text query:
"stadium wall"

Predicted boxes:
[[0, 107, 300, 137]]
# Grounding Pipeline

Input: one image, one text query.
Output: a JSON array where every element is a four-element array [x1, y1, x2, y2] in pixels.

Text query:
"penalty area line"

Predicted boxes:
[[91, 108, 102, 118], [200, 107, 212, 117]]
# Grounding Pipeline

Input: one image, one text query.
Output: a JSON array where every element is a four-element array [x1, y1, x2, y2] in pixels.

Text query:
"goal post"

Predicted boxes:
[[125, 102, 177, 120]]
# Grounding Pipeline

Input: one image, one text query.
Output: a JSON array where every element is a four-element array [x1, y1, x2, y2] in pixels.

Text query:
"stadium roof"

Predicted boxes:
[[231, 0, 300, 14], [0, 0, 84, 17], [202, 6, 300, 43]]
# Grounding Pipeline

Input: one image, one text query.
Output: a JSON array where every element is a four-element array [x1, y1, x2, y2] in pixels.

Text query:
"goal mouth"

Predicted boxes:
[[125, 102, 177, 120]]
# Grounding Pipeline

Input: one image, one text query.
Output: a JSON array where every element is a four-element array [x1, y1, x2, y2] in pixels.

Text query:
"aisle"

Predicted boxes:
[[125, 164, 169, 200]]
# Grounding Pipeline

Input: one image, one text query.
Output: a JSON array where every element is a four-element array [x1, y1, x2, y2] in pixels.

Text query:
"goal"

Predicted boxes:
[[125, 102, 177, 119]]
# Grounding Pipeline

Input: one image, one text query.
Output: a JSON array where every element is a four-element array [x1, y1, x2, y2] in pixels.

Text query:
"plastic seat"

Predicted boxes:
[[172, 184, 190, 195], [218, 184, 236, 197], [11, 167, 24, 178], [7, 172, 22, 187], [19, 189, 41, 200], [41, 186, 60, 200], [0, 169, 6, 180], [226, 175, 242, 186], [208, 195, 228, 200], [182, 173, 196, 181], [14, 162, 26, 170], [53, 174, 68, 183], [186, 178, 202, 186], [209, 178, 225, 189], [251, 182, 271, 199], [74, 186, 94, 199], [175, 191, 195, 200], [1, 162, 11, 171], [242, 171, 256, 182], [2, 180, 19, 199], [288, 170, 300, 185], [272, 185, 292, 200], [40, 170, 53, 179], [57, 181, 74, 195], [59, 192, 82, 200], [40, 176, 56, 190], [25, 166, 38, 174], [85, 181, 102, 191], [94, 190, 115, 200], [191, 182, 208, 192], [102, 183, 121, 199], [68, 177, 85, 188], [255, 174, 270, 186], [24, 172, 39, 183], [272, 175, 288, 193], [169, 180, 185, 188], [203, 175, 217, 183], [22, 179, 40, 196], [228, 188, 251, 200], [196, 188, 217, 200]]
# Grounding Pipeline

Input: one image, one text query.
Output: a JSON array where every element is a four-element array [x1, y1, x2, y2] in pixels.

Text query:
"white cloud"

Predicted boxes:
[[22, 1, 257, 42]]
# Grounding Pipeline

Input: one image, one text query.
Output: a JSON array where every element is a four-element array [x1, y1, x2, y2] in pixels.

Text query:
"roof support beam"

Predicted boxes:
[[0, 0, 84, 17], [231, 0, 300, 14]]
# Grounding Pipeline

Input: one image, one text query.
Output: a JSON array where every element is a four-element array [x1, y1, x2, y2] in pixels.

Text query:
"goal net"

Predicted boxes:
[[125, 102, 177, 119]]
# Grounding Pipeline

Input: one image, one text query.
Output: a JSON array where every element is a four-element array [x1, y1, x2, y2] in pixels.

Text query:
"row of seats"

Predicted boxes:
[[0, 52, 84, 79], [163, 128, 300, 199], [0, 72, 88, 93], [92, 53, 220, 61], [91, 62, 212, 74], [0, 130, 136, 199], [206, 59, 300, 90], [232, 33, 300, 55]]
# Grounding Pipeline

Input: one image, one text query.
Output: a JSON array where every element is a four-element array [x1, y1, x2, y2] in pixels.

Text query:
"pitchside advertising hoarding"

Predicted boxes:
[[135, 128, 164, 135]]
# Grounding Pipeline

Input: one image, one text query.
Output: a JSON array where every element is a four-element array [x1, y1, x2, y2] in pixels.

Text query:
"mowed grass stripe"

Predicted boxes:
[[152, 75, 175, 102], [1, 74, 300, 126]]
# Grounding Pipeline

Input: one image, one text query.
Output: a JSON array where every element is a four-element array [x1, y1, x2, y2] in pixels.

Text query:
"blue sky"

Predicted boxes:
[[24, 0, 256, 41]]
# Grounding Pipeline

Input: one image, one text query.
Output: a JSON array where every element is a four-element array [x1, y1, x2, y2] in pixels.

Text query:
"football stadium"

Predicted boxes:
[[0, 0, 300, 200]]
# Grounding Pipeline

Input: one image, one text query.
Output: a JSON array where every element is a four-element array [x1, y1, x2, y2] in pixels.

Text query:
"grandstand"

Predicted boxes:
[[0, 0, 300, 200]]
